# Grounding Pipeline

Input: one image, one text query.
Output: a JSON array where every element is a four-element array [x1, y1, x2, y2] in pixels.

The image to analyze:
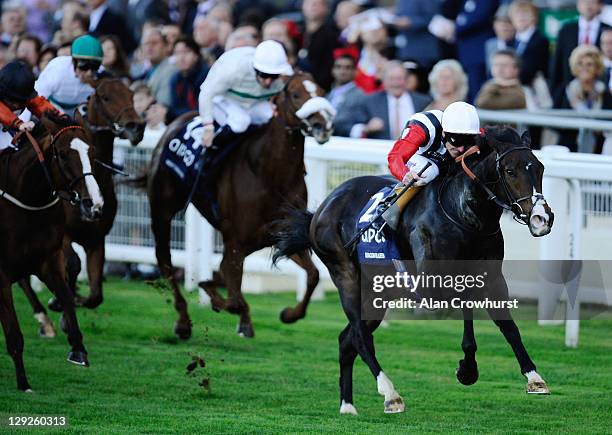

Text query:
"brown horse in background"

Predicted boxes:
[[143, 71, 334, 339], [19, 78, 144, 336], [0, 115, 104, 390]]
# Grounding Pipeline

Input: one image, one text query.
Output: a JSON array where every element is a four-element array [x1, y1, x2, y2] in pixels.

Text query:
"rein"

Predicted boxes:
[[438, 144, 535, 234]]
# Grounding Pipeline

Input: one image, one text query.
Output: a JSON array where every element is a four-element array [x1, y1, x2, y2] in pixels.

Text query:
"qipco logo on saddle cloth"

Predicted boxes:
[[167, 117, 205, 168]]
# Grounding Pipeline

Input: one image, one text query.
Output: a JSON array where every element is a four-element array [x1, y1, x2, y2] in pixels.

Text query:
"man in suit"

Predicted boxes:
[[549, 0, 609, 101], [485, 5, 516, 77], [334, 61, 432, 139], [509, 0, 549, 86], [326, 47, 363, 112], [600, 28, 612, 89], [87, 0, 137, 54]]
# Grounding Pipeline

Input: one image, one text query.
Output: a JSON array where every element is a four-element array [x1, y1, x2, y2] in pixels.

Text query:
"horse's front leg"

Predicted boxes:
[[18, 277, 56, 338], [456, 307, 479, 385], [488, 275, 549, 394], [80, 242, 105, 309], [218, 244, 253, 337]]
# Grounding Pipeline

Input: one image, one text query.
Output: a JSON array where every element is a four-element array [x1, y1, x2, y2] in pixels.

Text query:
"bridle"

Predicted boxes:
[[439, 144, 541, 234], [0, 125, 93, 210], [79, 81, 134, 135]]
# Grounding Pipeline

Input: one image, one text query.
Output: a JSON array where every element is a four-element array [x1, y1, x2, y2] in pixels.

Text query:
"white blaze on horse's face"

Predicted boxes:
[[70, 138, 104, 211], [295, 79, 336, 144]]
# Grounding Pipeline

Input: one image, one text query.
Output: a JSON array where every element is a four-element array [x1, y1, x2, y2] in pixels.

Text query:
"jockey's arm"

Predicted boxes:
[[33, 63, 57, 99], [197, 55, 234, 126], [387, 122, 428, 181], [26, 96, 65, 119], [0, 101, 22, 129]]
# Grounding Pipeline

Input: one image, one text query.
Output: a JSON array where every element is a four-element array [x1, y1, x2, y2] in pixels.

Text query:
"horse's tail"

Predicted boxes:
[[272, 207, 314, 265]]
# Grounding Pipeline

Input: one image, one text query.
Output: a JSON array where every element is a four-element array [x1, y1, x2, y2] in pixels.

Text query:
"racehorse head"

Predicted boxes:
[[276, 71, 336, 144], [39, 114, 104, 221], [483, 127, 554, 237], [83, 77, 145, 145]]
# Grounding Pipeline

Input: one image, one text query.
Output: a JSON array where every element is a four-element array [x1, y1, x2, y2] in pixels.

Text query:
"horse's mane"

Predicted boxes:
[[41, 110, 80, 128]]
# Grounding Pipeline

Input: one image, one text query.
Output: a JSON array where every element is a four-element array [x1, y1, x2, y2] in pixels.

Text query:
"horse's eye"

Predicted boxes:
[[505, 168, 516, 176], [292, 93, 300, 99]]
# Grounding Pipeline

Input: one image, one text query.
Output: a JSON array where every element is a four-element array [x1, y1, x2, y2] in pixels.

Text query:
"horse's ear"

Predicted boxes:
[[521, 130, 532, 148], [484, 130, 504, 153]]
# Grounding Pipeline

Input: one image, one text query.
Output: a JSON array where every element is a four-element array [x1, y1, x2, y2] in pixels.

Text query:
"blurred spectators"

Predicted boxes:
[[225, 24, 259, 51], [425, 59, 468, 110], [334, 61, 432, 139], [554, 44, 611, 152], [37, 44, 57, 72], [22, 0, 59, 43], [298, 0, 340, 92], [139, 27, 177, 108], [476, 49, 527, 109], [599, 28, 612, 87], [509, 0, 549, 86], [550, 0, 609, 102], [127, 0, 169, 44], [1, 3, 26, 45], [354, 18, 389, 94], [0, 42, 9, 69], [14, 34, 42, 70], [450, 0, 499, 102], [57, 41, 72, 57], [101, 35, 130, 80], [335, 0, 361, 44], [53, 1, 88, 46], [193, 15, 226, 61], [485, 5, 515, 76], [131, 81, 166, 131], [162, 24, 183, 48], [87, 0, 137, 54], [394, 0, 441, 70], [168, 36, 209, 120], [262, 18, 297, 65], [327, 46, 363, 111]]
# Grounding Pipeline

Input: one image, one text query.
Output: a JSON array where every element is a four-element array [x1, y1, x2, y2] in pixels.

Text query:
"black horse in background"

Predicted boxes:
[[273, 126, 554, 414]]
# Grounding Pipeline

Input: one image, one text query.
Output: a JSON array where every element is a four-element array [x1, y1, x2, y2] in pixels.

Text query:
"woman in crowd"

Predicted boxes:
[[101, 35, 131, 81], [554, 45, 612, 152], [425, 59, 469, 111], [37, 44, 57, 72], [168, 36, 209, 121], [14, 34, 42, 70]]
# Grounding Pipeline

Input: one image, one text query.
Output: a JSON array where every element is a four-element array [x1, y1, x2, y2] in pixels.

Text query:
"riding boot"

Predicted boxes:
[[381, 185, 423, 231]]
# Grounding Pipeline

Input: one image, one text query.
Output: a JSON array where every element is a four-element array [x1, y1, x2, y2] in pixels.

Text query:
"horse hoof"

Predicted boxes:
[[384, 396, 405, 414], [47, 297, 63, 312], [38, 323, 56, 338], [456, 359, 479, 386], [280, 307, 300, 324], [79, 296, 103, 309], [173, 322, 192, 340], [340, 400, 358, 415], [24, 389, 33, 393], [67, 351, 89, 367], [526, 381, 550, 394], [237, 323, 254, 338]]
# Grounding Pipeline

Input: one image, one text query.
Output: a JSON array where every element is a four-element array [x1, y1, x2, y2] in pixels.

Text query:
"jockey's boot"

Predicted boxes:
[[381, 185, 422, 231], [212, 124, 240, 149]]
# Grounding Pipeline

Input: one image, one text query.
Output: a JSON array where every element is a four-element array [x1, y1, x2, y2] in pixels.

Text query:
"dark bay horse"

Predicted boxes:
[[19, 78, 144, 335], [144, 71, 334, 339], [273, 127, 554, 414], [0, 115, 104, 391]]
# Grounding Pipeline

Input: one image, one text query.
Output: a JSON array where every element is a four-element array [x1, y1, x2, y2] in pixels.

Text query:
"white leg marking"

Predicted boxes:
[[340, 400, 358, 415], [70, 138, 104, 209], [525, 370, 544, 383], [377, 372, 400, 402]]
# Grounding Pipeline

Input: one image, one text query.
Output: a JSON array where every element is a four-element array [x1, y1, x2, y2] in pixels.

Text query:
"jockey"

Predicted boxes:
[[0, 60, 65, 151], [199, 39, 294, 149], [382, 101, 482, 229], [34, 34, 103, 117]]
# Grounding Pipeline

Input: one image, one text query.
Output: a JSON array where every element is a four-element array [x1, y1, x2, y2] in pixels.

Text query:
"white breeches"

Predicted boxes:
[[212, 96, 274, 133]]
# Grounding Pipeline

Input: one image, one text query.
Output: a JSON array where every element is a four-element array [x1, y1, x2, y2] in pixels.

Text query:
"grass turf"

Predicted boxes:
[[0, 278, 610, 433]]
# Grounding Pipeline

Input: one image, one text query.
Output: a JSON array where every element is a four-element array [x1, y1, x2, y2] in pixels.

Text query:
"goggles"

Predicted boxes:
[[255, 69, 280, 80], [446, 133, 478, 148], [75, 61, 101, 72]]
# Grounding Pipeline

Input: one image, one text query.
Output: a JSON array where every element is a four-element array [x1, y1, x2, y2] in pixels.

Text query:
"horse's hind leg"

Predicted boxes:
[[18, 278, 56, 338], [38, 254, 88, 367], [279, 251, 320, 323], [0, 280, 31, 391], [151, 193, 192, 340], [456, 307, 478, 385], [487, 275, 549, 394], [79, 243, 105, 309], [219, 244, 253, 337]]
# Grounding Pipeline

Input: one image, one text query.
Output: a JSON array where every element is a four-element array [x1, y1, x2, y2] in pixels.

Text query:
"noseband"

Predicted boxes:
[[80, 85, 134, 135], [456, 145, 537, 224]]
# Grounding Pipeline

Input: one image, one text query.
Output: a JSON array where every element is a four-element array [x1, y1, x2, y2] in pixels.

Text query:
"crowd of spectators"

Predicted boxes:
[[0, 0, 611, 153]]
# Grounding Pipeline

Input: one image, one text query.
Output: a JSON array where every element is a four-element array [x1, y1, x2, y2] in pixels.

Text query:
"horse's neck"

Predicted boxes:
[[2, 143, 54, 205], [92, 131, 115, 164], [448, 156, 503, 229]]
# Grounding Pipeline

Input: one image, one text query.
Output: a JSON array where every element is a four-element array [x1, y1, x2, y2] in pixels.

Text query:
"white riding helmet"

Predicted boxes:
[[441, 102, 480, 134], [253, 40, 294, 76]]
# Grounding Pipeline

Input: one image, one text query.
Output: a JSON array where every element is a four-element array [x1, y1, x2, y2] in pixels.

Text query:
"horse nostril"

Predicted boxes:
[[312, 122, 324, 130], [81, 198, 93, 209]]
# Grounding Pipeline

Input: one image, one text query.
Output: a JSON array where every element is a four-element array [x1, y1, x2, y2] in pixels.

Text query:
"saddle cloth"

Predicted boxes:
[[356, 186, 401, 265]]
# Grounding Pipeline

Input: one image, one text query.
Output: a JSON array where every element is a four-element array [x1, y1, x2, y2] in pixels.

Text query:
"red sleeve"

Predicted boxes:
[[0, 101, 20, 129], [26, 96, 63, 118], [387, 123, 427, 181]]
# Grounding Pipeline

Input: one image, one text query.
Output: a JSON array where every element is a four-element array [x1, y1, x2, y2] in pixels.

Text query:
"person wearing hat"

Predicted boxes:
[[33, 34, 103, 116], [0, 60, 65, 150], [198, 39, 294, 149], [382, 101, 482, 229]]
